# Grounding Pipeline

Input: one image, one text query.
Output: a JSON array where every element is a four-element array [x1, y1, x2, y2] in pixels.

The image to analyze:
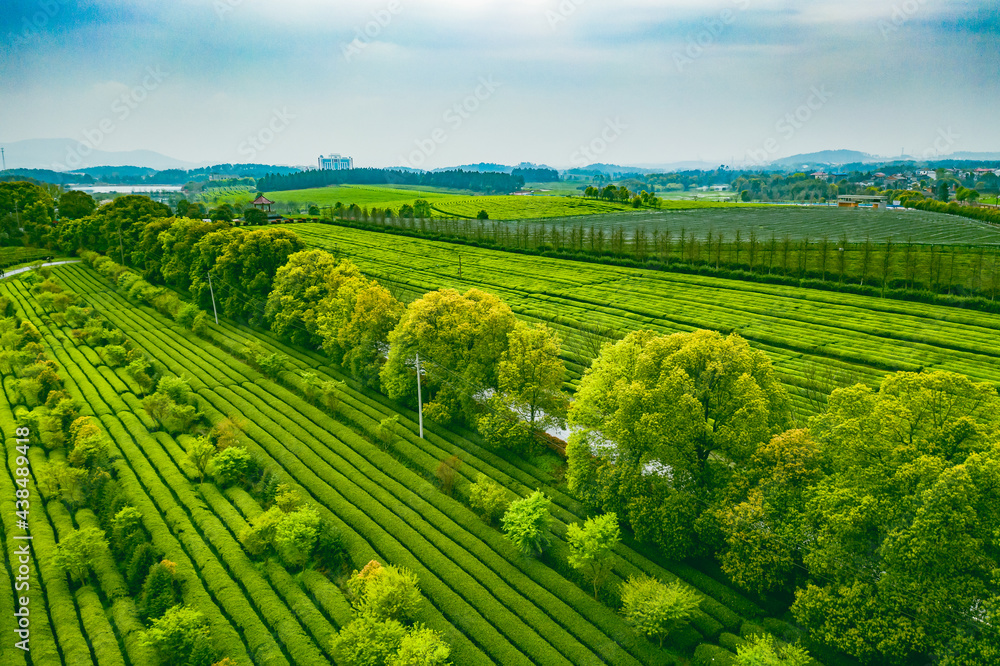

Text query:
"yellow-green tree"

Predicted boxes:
[[566, 329, 788, 557], [381, 288, 517, 423], [498, 322, 568, 427], [788, 371, 1000, 665], [265, 249, 343, 346]]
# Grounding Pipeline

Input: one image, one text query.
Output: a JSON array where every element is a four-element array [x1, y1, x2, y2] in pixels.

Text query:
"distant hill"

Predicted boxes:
[[768, 150, 880, 168], [433, 162, 514, 174], [1, 138, 200, 171]]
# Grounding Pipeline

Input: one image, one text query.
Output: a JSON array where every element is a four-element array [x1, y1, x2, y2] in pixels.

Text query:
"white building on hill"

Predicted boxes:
[[318, 154, 354, 170]]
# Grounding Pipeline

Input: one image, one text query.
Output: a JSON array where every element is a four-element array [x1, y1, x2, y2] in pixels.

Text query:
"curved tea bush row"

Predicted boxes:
[[75, 586, 127, 666], [2, 281, 259, 666], [0, 388, 58, 666], [62, 268, 656, 659], [60, 261, 762, 654]]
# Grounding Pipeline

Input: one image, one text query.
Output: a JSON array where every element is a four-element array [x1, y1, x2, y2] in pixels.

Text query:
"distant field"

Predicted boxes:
[[290, 222, 1000, 421], [0, 247, 50, 269], [256, 185, 744, 220], [535, 205, 1000, 245]]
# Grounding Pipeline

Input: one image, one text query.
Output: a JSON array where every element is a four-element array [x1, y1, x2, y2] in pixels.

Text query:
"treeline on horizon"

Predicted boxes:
[[256, 167, 526, 194]]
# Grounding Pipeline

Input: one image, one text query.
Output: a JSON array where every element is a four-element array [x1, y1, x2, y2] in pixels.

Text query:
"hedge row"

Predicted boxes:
[[76, 508, 158, 664], [75, 586, 127, 666], [65, 260, 760, 652], [116, 412, 325, 665], [193, 388, 497, 666], [66, 274, 592, 664], [0, 383, 56, 666]]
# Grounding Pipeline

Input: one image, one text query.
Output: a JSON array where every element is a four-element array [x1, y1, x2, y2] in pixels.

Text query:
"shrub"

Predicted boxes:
[[273, 506, 322, 569], [501, 490, 552, 556], [212, 446, 258, 488], [51, 527, 107, 584], [255, 351, 288, 376], [192, 311, 211, 334], [157, 375, 193, 404], [735, 633, 811, 665], [347, 560, 423, 623], [336, 616, 406, 666], [621, 575, 702, 647], [140, 605, 216, 666], [175, 303, 199, 329], [139, 559, 180, 622], [388, 624, 451, 666], [100, 344, 127, 367], [126, 543, 157, 594], [467, 474, 509, 525], [374, 415, 399, 450]]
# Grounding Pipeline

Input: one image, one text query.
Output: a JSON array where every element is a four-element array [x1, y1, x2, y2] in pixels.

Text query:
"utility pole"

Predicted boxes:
[[1, 148, 5, 171], [207, 272, 219, 325], [415, 353, 424, 439], [458, 254, 462, 277]]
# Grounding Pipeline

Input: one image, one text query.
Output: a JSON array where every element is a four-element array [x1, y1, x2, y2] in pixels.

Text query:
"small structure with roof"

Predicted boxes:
[[837, 194, 889, 210], [251, 194, 274, 212]]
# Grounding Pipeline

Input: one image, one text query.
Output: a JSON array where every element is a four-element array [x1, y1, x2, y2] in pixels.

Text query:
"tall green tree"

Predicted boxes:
[[566, 512, 621, 599], [497, 322, 568, 428], [381, 288, 517, 423], [57, 190, 96, 219], [787, 371, 1000, 665], [265, 249, 344, 346], [566, 329, 788, 557]]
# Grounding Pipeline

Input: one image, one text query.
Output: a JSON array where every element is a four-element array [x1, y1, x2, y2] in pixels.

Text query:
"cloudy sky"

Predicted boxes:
[[1, 0, 997, 170]]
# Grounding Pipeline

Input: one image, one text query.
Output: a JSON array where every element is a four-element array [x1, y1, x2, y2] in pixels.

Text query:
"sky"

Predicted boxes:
[[1, 0, 998, 170]]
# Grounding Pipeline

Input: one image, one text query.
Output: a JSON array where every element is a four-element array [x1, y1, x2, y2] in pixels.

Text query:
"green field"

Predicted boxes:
[[240, 184, 745, 220], [0, 246, 51, 269], [0, 262, 787, 665], [530, 204, 1000, 244], [290, 222, 1000, 421]]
